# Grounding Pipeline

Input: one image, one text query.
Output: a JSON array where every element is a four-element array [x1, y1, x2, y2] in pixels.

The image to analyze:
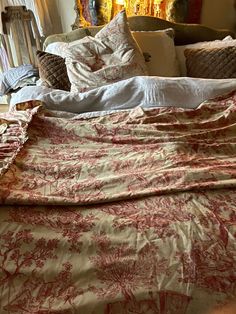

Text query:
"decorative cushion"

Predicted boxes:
[[184, 46, 236, 79], [45, 39, 90, 58], [45, 42, 69, 57], [36, 50, 71, 91], [64, 10, 148, 93], [132, 29, 180, 77], [176, 36, 236, 76]]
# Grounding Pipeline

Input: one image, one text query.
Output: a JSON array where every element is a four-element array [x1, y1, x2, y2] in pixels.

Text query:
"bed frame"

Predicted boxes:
[[44, 14, 235, 49]]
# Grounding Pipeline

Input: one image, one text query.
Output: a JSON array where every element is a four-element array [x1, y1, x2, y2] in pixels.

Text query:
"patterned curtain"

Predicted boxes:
[[76, 0, 203, 27]]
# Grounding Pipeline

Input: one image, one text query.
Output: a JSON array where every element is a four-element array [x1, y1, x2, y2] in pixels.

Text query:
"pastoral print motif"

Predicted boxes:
[[0, 190, 235, 313], [65, 10, 148, 93], [0, 91, 236, 313], [3, 91, 236, 204]]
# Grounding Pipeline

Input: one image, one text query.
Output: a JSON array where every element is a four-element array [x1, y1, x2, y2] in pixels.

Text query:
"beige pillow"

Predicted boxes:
[[176, 37, 236, 76], [65, 10, 148, 93], [132, 29, 180, 77], [184, 46, 236, 79], [36, 50, 71, 91]]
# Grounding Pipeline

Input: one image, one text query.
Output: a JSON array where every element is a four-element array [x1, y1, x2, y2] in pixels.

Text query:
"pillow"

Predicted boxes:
[[36, 50, 71, 91], [45, 42, 69, 57], [176, 37, 236, 76], [132, 29, 180, 77], [184, 46, 236, 79], [64, 10, 148, 93], [45, 39, 88, 58]]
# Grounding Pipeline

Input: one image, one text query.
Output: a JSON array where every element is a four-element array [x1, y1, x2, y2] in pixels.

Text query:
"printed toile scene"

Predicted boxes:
[[0, 1, 236, 313]]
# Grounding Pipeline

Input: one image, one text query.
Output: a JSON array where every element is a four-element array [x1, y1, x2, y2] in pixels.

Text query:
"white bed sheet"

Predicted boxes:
[[11, 76, 236, 116]]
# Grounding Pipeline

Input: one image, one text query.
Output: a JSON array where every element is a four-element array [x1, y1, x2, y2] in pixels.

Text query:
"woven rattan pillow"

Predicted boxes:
[[184, 46, 236, 79], [36, 50, 71, 91]]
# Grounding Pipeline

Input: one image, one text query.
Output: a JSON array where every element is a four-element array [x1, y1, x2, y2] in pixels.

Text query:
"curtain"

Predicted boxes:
[[77, 0, 203, 27]]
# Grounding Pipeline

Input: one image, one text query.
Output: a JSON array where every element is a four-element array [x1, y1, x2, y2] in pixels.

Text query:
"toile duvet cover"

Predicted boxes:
[[0, 91, 236, 314]]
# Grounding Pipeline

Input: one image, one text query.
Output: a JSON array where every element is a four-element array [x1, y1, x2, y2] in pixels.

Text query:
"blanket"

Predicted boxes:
[[0, 91, 236, 313]]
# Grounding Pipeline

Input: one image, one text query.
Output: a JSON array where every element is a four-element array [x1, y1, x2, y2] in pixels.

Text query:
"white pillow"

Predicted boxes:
[[132, 29, 180, 77], [45, 42, 69, 57], [176, 37, 236, 76], [64, 10, 148, 93], [45, 40, 91, 58]]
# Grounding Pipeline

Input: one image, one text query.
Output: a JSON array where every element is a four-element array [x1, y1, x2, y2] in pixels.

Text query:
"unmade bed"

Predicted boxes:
[[0, 10, 236, 314]]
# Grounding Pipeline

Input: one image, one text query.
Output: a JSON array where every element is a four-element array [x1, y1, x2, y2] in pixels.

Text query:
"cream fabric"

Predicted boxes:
[[65, 10, 148, 93], [1, 95, 236, 313], [132, 29, 180, 77], [176, 37, 236, 76]]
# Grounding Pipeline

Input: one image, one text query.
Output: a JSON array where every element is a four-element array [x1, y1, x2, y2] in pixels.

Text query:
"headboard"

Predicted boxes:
[[44, 15, 235, 49]]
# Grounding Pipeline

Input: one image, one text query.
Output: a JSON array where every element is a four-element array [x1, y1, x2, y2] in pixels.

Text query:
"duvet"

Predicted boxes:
[[0, 90, 236, 314]]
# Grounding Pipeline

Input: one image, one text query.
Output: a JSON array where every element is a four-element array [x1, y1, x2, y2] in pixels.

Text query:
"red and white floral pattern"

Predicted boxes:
[[0, 92, 236, 313], [65, 10, 148, 93]]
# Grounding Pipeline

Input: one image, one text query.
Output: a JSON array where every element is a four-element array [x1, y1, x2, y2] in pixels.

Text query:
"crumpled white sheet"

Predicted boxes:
[[11, 76, 236, 115]]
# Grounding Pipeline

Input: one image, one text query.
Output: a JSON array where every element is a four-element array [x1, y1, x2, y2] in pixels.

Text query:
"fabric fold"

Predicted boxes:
[[0, 102, 41, 178], [1, 92, 236, 205]]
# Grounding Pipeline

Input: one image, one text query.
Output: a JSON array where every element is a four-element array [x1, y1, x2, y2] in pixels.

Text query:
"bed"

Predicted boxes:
[[0, 10, 236, 314]]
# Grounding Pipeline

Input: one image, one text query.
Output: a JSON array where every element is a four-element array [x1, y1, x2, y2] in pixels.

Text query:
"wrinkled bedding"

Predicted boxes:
[[0, 90, 236, 313], [11, 76, 236, 114]]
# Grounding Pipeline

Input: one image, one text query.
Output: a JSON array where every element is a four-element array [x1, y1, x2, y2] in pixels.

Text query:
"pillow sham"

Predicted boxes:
[[45, 42, 69, 57], [45, 39, 89, 58], [36, 50, 71, 91], [64, 10, 148, 93], [132, 29, 180, 77], [184, 46, 236, 79], [176, 37, 236, 76]]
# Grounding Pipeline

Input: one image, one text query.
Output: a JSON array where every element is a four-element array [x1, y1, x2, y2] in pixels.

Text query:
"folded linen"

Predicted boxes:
[[0, 64, 38, 96]]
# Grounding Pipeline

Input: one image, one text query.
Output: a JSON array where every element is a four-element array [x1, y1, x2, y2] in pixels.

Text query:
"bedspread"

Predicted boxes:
[[0, 92, 236, 313]]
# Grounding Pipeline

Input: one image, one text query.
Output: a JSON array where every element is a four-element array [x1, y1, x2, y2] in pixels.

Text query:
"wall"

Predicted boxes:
[[56, 0, 76, 33], [201, 0, 236, 31], [47, 0, 63, 35]]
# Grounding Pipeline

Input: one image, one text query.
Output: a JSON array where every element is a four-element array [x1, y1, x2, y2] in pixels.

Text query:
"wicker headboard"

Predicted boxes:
[[44, 15, 235, 49]]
